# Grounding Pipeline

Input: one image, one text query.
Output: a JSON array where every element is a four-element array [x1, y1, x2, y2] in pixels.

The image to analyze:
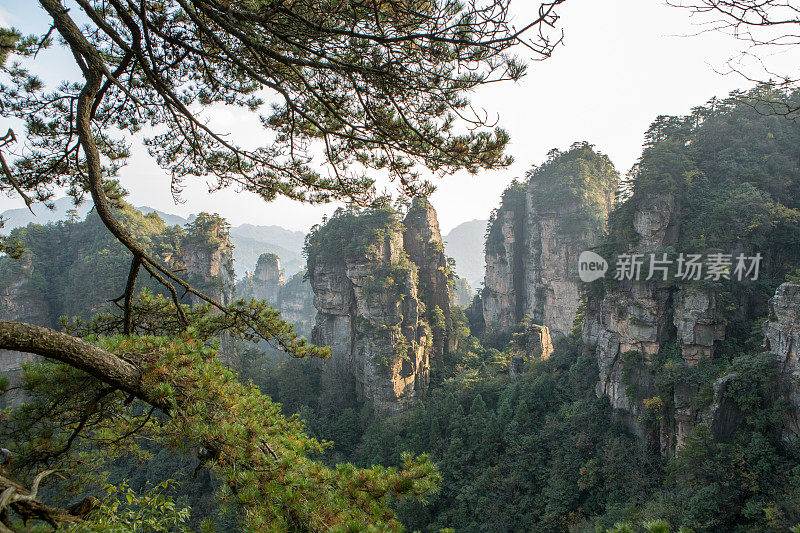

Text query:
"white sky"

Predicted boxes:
[[1, 0, 798, 233]]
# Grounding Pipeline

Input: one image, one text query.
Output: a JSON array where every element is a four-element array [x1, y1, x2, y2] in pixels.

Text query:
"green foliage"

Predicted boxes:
[[4, 331, 439, 531], [0, 216, 24, 259], [0, 201, 180, 324], [527, 142, 618, 228], [363, 260, 415, 297], [305, 206, 405, 267], [606, 87, 800, 277], [66, 480, 192, 533], [182, 213, 231, 253], [348, 337, 659, 532]]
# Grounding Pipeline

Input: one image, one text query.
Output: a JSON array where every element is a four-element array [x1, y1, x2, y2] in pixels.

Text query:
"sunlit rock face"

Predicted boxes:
[[309, 231, 430, 413], [524, 190, 615, 340], [764, 282, 800, 440], [482, 144, 617, 340], [403, 198, 452, 365], [482, 207, 521, 332], [585, 282, 673, 416], [308, 199, 452, 413], [180, 233, 235, 308], [581, 187, 733, 455]]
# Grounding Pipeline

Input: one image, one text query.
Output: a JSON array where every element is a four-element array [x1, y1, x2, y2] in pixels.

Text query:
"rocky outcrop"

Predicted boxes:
[[238, 253, 284, 303], [310, 233, 430, 412], [181, 228, 235, 308], [403, 198, 452, 365], [0, 253, 50, 408], [582, 187, 730, 455], [509, 321, 554, 380], [483, 192, 524, 332], [277, 271, 315, 338], [308, 201, 452, 412], [179, 215, 237, 365], [584, 282, 673, 415], [482, 143, 618, 339], [674, 287, 726, 366], [525, 189, 615, 338], [0, 253, 49, 326], [236, 255, 332, 340], [764, 282, 800, 439]]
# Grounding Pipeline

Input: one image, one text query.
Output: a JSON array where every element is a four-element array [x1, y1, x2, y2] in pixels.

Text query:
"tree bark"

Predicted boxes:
[[0, 320, 168, 412]]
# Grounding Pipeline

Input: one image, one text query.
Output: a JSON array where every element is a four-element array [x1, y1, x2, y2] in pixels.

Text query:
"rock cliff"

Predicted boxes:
[[276, 271, 315, 338], [764, 282, 800, 440], [180, 214, 236, 308], [0, 253, 49, 408], [0, 252, 50, 326], [482, 143, 617, 340], [307, 201, 452, 412], [237, 254, 315, 338], [482, 183, 525, 332], [403, 198, 452, 367], [179, 213, 237, 365], [581, 190, 730, 454], [238, 253, 284, 303]]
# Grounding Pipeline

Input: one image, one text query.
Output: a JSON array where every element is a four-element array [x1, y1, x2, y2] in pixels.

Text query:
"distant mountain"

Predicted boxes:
[[230, 224, 306, 252], [229, 233, 303, 278], [0, 197, 92, 233], [443, 219, 487, 289], [228, 224, 306, 278], [135, 206, 189, 227], [2, 199, 484, 282], [133, 209, 307, 277], [134, 209, 306, 275]]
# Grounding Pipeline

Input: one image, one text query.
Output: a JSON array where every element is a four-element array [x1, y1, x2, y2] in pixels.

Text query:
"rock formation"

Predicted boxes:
[[482, 143, 618, 340], [0, 253, 49, 408], [482, 183, 526, 332], [764, 282, 800, 440], [403, 198, 452, 366], [178, 214, 238, 365], [276, 271, 316, 338], [509, 320, 554, 380], [307, 200, 452, 412], [180, 214, 236, 308], [0, 252, 50, 326], [581, 185, 730, 454], [237, 254, 315, 338], [239, 253, 284, 303]]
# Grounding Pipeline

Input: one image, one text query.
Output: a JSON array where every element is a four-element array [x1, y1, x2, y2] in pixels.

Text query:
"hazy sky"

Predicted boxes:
[[1, 0, 797, 233]]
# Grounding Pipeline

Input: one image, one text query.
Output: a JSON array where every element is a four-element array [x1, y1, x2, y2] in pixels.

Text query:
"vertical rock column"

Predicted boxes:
[[403, 198, 452, 373], [764, 282, 800, 440], [179, 215, 237, 366], [308, 204, 453, 413]]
